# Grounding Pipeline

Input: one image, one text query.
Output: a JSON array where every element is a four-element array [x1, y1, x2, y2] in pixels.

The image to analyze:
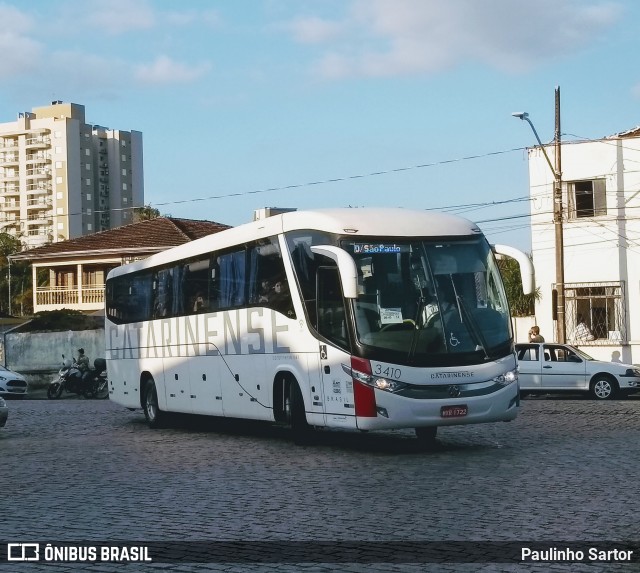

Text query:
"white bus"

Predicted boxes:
[[105, 208, 533, 443]]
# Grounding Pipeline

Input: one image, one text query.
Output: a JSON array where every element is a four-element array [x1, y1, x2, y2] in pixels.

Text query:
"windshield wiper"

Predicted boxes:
[[449, 276, 490, 360], [408, 296, 426, 358]]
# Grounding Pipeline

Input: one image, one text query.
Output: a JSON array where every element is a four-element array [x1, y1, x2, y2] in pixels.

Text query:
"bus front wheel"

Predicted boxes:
[[415, 426, 438, 446], [143, 379, 166, 429], [285, 379, 311, 444]]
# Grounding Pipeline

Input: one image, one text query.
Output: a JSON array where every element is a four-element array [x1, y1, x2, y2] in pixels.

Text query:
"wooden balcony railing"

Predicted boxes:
[[35, 286, 105, 307]]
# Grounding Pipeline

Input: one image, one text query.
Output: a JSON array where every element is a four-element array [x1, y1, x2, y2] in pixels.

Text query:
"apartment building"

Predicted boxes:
[[0, 101, 143, 249]]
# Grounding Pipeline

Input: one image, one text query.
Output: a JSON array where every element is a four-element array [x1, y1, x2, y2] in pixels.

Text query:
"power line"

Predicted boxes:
[[150, 146, 529, 208], [2, 145, 531, 228]]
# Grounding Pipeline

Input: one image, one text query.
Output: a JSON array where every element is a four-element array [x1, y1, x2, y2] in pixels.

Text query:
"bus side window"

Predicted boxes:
[[152, 268, 171, 318], [317, 266, 349, 350], [209, 260, 220, 311], [289, 239, 321, 326], [181, 257, 212, 315], [216, 250, 246, 309], [129, 272, 153, 322], [249, 238, 296, 318]]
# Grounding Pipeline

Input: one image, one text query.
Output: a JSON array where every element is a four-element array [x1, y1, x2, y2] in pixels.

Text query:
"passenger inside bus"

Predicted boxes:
[[192, 291, 207, 313]]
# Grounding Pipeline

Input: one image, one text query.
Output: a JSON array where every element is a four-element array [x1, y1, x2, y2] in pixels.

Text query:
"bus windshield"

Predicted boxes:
[[343, 238, 511, 364]]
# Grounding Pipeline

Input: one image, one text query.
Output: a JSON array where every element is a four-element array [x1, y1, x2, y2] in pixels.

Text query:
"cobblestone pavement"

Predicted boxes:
[[1, 394, 640, 572]]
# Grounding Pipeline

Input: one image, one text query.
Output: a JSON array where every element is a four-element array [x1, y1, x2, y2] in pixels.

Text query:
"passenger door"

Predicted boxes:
[[317, 267, 357, 428], [541, 344, 588, 390], [516, 344, 543, 390]]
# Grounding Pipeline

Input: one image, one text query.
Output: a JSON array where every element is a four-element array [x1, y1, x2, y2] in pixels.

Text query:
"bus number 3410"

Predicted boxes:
[[374, 365, 402, 379]]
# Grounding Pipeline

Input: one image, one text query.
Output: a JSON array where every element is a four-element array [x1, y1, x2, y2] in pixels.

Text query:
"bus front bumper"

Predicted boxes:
[[355, 382, 519, 431]]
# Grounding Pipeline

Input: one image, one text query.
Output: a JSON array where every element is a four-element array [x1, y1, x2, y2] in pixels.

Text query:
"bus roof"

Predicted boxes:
[[280, 208, 480, 236], [107, 208, 482, 278]]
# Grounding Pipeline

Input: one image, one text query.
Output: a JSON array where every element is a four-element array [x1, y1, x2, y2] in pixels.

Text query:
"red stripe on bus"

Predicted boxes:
[[353, 379, 377, 417]]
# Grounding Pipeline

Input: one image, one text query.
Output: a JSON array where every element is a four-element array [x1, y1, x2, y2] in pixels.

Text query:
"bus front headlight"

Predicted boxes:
[[493, 369, 518, 386], [372, 377, 407, 392], [341, 362, 407, 393]]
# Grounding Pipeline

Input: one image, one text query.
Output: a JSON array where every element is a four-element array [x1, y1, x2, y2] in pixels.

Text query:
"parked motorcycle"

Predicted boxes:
[[84, 358, 109, 399], [47, 355, 109, 400]]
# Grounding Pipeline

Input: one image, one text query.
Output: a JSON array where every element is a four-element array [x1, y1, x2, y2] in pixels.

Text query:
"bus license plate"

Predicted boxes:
[[440, 405, 468, 418]]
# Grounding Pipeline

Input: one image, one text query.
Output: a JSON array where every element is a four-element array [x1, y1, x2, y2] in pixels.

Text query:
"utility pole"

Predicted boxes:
[[512, 86, 566, 343], [553, 86, 566, 343]]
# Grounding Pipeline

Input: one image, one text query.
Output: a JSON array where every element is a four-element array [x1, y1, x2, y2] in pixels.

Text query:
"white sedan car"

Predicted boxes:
[[0, 365, 28, 398], [516, 343, 640, 400]]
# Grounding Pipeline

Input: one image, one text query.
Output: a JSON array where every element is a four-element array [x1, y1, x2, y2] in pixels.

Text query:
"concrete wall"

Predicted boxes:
[[4, 329, 105, 389], [513, 315, 538, 344]]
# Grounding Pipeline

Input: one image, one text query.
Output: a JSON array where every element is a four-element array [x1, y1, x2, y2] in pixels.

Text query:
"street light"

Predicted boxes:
[[513, 88, 566, 343], [511, 112, 557, 178]]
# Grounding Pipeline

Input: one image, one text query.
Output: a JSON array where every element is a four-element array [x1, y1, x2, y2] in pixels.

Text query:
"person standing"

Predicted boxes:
[[528, 325, 545, 343]]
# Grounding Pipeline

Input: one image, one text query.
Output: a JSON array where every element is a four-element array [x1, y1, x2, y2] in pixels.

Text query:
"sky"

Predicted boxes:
[[1, 0, 638, 252]]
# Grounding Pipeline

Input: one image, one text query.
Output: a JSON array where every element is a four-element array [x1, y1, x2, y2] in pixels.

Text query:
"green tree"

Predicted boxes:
[[497, 256, 540, 317], [0, 232, 30, 316], [133, 204, 165, 222]]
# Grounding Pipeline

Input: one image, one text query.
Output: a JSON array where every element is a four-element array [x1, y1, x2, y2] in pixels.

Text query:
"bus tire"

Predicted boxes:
[[143, 378, 166, 429], [415, 426, 437, 446], [287, 380, 311, 444]]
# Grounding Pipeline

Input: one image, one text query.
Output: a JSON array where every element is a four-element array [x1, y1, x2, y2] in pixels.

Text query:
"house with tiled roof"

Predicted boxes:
[[9, 217, 230, 314]]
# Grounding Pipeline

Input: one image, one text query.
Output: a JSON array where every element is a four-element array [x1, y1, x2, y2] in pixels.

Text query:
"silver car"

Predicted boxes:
[[0, 397, 7, 427], [516, 343, 640, 400], [0, 365, 28, 398]]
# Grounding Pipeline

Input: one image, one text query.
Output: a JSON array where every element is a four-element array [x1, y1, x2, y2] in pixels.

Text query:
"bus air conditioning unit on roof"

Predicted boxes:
[[253, 207, 297, 221]]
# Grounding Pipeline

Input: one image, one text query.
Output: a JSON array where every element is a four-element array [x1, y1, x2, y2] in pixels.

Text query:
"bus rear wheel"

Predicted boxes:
[[144, 379, 166, 429]]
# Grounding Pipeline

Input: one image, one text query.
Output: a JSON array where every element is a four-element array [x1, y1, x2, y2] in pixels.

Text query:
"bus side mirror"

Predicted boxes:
[[310, 245, 358, 299], [492, 244, 535, 295]]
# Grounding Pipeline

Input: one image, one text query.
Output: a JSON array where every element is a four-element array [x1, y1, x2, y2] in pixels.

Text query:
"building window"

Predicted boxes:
[[87, 223, 92, 231], [122, 154, 127, 162], [86, 163, 91, 171], [86, 194, 92, 200], [56, 176, 63, 184], [55, 161, 63, 169], [86, 178, 91, 186], [122, 168, 127, 176], [85, 149, 91, 156], [562, 281, 626, 344], [122, 183, 127, 191], [568, 179, 606, 219]]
